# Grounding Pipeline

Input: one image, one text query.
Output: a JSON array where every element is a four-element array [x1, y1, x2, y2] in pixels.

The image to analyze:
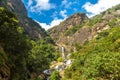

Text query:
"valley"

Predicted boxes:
[[0, 0, 120, 80]]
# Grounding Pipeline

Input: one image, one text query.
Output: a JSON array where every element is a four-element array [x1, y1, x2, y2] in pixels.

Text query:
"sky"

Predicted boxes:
[[22, 0, 120, 30]]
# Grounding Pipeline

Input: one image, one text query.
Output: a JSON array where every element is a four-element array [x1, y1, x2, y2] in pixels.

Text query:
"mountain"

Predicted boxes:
[[48, 13, 89, 41], [47, 4, 120, 80], [48, 4, 120, 80], [48, 13, 89, 52], [48, 4, 120, 52], [0, 0, 55, 79], [0, 0, 47, 39], [0, 0, 120, 79], [62, 6, 120, 80]]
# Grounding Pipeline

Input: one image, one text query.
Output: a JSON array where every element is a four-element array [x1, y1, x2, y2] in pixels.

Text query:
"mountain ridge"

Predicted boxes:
[[48, 12, 89, 41], [0, 0, 48, 39], [48, 4, 120, 52], [0, 1, 120, 79]]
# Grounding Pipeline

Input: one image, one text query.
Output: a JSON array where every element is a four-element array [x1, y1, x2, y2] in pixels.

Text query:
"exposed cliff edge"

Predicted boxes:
[[0, 0, 48, 39], [48, 13, 89, 41], [48, 4, 120, 52]]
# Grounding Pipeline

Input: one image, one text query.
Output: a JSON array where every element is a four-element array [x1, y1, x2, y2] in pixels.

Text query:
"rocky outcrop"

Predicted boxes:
[[0, 0, 47, 39], [48, 13, 89, 41], [48, 4, 120, 52]]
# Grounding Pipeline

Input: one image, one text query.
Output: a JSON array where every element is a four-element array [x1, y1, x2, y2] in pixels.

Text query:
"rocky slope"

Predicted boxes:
[[0, 0, 47, 39], [62, 6, 120, 80], [48, 4, 120, 52], [48, 13, 89, 41]]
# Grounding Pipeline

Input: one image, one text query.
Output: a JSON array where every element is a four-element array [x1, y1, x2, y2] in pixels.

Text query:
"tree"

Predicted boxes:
[[27, 39, 55, 75], [0, 7, 31, 79], [50, 70, 61, 80]]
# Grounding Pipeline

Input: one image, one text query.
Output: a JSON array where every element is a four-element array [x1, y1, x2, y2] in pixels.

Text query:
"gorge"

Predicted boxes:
[[0, 0, 120, 80]]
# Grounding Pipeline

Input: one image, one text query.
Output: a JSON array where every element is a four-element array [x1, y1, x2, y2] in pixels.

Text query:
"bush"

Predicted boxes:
[[81, 52, 120, 79], [50, 70, 61, 80], [63, 27, 120, 80], [57, 57, 63, 62], [64, 25, 83, 36]]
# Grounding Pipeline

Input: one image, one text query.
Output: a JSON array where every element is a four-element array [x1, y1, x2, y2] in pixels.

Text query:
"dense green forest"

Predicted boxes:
[[63, 26, 120, 80], [0, 7, 55, 80], [62, 4, 120, 80], [0, 3, 120, 80]]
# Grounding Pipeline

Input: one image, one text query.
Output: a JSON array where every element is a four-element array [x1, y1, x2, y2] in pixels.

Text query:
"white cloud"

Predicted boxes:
[[51, 11, 58, 18], [62, 0, 68, 6], [28, 0, 55, 12], [36, 18, 64, 30], [60, 10, 67, 18], [73, 8, 77, 12], [61, 0, 73, 8], [82, 0, 120, 17], [28, 0, 32, 6]]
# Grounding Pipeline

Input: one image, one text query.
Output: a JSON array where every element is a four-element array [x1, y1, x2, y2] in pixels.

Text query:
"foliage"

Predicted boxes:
[[88, 15, 102, 27], [108, 4, 120, 12], [27, 39, 55, 74], [57, 57, 63, 62], [53, 47, 62, 60], [108, 18, 118, 28], [96, 30, 109, 39], [0, 7, 32, 79], [0, 7, 56, 80], [64, 25, 83, 36], [63, 26, 120, 80], [44, 36, 55, 44], [50, 70, 61, 80]]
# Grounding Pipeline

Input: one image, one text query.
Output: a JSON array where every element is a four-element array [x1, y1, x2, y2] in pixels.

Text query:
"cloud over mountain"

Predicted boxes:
[[83, 0, 120, 17], [28, 0, 55, 12]]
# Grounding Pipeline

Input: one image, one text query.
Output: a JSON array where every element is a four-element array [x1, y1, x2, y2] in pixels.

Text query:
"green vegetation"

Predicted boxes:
[[108, 18, 118, 28], [27, 39, 55, 74], [50, 70, 61, 80], [0, 7, 31, 79], [63, 4, 120, 80], [107, 4, 120, 12], [57, 57, 63, 62], [63, 26, 120, 80], [88, 15, 102, 27], [64, 25, 83, 36], [0, 3, 120, 80], [0, 7, 55, 80]]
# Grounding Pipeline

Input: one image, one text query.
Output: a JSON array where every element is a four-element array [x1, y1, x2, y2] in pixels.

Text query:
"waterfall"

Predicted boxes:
[[61, 46, 64, 53], [61, 46, 65, 60]]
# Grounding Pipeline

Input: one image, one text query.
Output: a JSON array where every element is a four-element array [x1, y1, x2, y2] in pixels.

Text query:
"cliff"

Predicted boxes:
[[48, 4, 120, 52], [48, 13, 89, 41], [0, 0, 48, 39]]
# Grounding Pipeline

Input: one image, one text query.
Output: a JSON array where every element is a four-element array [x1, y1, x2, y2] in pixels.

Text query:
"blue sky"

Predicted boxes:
[[22, 0, 120, 30]]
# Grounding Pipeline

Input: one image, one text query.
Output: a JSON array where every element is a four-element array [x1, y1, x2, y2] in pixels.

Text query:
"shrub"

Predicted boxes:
[[50, 70, 61, 80], [57, 57, 63, 62]]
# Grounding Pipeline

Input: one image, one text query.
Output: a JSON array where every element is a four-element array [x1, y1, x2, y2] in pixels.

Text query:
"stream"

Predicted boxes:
[[43, 46, 73, 80]]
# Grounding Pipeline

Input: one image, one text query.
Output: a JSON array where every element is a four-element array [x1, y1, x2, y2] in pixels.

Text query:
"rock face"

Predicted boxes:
[[48, 13, 89, 51], [48, 4, 120, 52], [48, 13, 89, 41], [0, 0, 47, 39]]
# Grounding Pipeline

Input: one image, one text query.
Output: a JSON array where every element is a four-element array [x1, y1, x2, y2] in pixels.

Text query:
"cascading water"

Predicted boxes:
[[61, 46, 65, 61], [43, 45, 73, 80]]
